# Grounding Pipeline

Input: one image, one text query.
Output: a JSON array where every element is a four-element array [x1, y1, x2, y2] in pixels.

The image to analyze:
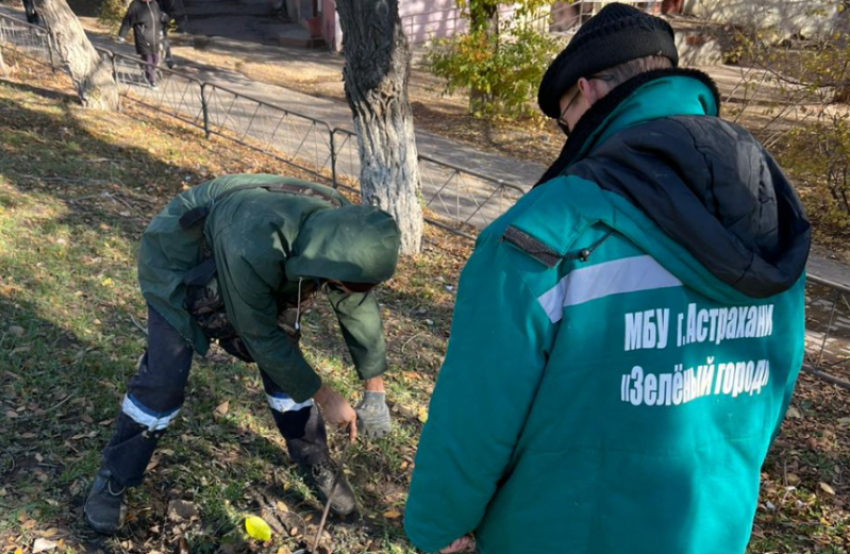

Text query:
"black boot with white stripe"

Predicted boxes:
[[84, 467, 127, 534]]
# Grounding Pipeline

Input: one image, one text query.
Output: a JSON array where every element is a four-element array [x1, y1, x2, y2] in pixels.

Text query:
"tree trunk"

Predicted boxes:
[[336, 0, 423, 255], [33, 0, 120, 110]]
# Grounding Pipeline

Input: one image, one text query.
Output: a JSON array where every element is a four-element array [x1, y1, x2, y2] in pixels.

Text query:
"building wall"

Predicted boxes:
[[322, 1, 520, 52], [683, 0, 838, 39]]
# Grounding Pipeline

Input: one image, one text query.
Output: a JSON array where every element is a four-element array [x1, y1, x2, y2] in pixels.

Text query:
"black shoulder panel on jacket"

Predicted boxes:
[[568, 116, 811, 298]]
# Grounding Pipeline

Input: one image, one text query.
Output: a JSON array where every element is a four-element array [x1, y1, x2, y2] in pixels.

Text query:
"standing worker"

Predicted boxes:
[[405, 4, 811, 554], [85, 174, 400, 534], [116, 0, 164, 89]]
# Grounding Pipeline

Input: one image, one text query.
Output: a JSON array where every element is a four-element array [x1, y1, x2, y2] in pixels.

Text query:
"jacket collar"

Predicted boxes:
[[535, 68, 721, 187]]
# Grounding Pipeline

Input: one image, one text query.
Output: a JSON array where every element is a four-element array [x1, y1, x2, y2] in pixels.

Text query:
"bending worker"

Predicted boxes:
[[85, 174, 400, 534]]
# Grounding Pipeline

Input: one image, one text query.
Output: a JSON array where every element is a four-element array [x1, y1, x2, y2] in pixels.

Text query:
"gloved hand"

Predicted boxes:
[[355, 391, 392, 438]]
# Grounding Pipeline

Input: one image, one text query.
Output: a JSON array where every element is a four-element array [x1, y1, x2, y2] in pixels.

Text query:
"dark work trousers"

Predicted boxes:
[[100, 305, 330, 487], [141, 53, 159, 86], [161, 29, 174, 67], [24, 0, 39, 25], [23, 0, 39, 25]]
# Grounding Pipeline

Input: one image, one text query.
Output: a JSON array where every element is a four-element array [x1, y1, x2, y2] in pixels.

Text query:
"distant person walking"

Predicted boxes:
[[22, 0, 39, 25], [117, 0, 164, 89]]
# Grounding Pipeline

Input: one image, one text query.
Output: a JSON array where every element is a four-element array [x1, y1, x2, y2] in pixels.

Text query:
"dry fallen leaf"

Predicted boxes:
[[383, 510, 401, 519], [168, 499, 199, 522], [819, 482, 836, 496], [215, 401, 230, 416], [32, 538, 58, 553], [786, 406, 802, 419]]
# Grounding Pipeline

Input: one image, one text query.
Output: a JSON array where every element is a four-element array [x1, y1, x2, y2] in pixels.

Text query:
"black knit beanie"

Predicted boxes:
[[538, 3, 679, 119]]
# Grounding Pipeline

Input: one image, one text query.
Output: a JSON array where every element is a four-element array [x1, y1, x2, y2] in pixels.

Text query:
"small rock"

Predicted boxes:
[[765, 500, 776, 511]]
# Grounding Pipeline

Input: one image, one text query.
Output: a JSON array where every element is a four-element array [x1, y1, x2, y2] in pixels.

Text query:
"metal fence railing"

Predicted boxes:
[[111, 50, 206, 129], [0, 11, 54, 69], [202, 83, 335, 181], [330, 127, 360, 186], [803, 274, 850, 389], [418, 154, 525, 235]]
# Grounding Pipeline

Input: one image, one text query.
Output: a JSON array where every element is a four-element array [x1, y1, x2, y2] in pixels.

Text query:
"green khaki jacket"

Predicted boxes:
[[138, 174, 400, 401]]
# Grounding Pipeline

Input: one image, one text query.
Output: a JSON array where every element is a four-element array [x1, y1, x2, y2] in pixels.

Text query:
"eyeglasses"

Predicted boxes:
[[557, 87, 582, 136], [556, 74, 615, 137]]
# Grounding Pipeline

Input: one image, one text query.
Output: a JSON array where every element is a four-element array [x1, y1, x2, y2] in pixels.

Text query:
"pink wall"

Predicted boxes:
[[323, 1, 516, 52]]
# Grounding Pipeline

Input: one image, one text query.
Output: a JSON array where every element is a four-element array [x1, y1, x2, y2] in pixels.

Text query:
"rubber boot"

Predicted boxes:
[[300, 457, 357, 516], [84, 468, 127, 534]]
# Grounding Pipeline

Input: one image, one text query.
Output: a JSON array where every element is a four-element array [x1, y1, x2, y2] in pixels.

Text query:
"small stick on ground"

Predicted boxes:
[[309, 440, 355, 554]]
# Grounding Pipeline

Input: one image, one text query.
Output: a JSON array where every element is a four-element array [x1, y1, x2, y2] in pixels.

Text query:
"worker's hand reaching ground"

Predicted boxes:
[[314, 385, 358, 442], [355, 391, 392, 438]]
